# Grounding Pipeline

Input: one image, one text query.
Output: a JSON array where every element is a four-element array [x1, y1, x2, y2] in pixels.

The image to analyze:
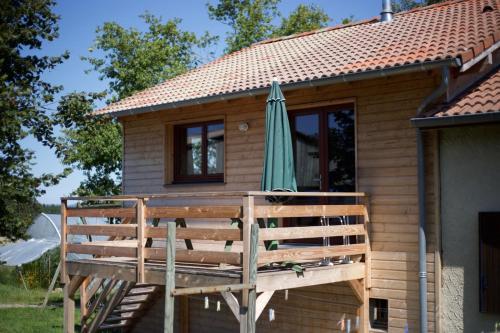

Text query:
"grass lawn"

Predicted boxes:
[[0, 283, 80, 333], [0, 283, 63, 305], [0, 307, 80, 333]]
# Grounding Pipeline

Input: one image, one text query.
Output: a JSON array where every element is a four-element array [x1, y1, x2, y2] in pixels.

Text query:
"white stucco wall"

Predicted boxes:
[[440, 124, 500, 332]]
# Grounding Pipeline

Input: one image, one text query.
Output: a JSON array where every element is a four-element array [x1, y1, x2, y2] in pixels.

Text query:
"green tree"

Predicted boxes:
[[0, 0, 69, 239], [83, 13, 216, 101], [56, 14, 216, 196], [392, 0, 445, 12], [54, 92, 122, 196], [273, 4, 330, 37], [208, 0, 280, 53]]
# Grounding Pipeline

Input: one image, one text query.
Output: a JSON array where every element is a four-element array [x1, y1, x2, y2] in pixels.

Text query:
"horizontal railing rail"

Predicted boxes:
[[61, 191, 370, 284]]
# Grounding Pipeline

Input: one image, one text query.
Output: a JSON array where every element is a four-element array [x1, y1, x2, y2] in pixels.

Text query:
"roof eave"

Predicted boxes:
[[411, 111, 500, 129], [105, 57, 461, 118]]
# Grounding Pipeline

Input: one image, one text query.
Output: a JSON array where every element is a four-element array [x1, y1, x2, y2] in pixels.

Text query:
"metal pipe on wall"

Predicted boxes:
[[417, 128, 428, 333]]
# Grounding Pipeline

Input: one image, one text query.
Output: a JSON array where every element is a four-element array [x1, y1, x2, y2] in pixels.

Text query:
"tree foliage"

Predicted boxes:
[[82, 13, 216, 101], [208, 0, 331, 53], [208, 0, 280, 53], [56, 14, 216, 196], [273, 4, 330, 38], [392, 0, 445, 12], [0, 0, 69, 239], [54, 92, 122, 196]]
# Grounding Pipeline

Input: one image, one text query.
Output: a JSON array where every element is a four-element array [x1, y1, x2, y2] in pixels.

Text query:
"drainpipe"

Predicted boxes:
[[415, 66, 450, 333], [416, 128, 428, 333]]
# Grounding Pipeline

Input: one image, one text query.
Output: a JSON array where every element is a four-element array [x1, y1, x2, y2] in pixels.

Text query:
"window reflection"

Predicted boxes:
[[207, 123, 224, 174]]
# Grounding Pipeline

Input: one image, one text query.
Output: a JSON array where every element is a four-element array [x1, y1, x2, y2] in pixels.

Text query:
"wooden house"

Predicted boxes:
[[60, 0, 500, 332]]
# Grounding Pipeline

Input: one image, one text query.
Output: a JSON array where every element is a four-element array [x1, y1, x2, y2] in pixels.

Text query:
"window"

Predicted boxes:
[[174, 121, 224, 183], [479, 212, 500, 314], [369, 298, 388, 331]]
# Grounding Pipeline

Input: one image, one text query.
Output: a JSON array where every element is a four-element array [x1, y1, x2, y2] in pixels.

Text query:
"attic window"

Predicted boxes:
[[482, 5, 494, 13]]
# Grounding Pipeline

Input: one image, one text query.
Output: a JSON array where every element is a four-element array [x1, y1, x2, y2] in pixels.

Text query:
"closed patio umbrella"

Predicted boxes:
[[260, 79, 297, 250], [261, 79, 297, 195]]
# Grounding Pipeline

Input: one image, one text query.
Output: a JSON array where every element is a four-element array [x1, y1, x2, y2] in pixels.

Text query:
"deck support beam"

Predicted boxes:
[[164, 222, 176, 333], [255, 291, 274, 321], [240, 222, 258, 333], [63, 274, 84, 333]]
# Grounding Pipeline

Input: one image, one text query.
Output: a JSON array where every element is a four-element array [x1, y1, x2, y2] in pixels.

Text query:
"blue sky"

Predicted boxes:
[[27, 0, 381, 204]]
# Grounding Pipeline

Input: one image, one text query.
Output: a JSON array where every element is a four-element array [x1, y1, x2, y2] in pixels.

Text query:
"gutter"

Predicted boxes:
[[107, 58, 460, 118], [411, 111, 500, 129]]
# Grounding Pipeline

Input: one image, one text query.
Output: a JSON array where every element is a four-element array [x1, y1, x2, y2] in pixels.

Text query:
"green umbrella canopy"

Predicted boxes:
[[260, 79, 297, 195]]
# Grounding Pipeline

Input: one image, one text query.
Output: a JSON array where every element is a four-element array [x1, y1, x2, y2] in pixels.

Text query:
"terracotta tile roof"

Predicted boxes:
[[97, 0, 500, 115], [428, 67, 500, 117]]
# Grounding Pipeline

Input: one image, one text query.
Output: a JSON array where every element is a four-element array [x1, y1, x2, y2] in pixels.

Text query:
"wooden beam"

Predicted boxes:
[[348, 279, 364, 303], [67, 224, 137, 237], [254, 204, 366, 218], [60, 199, 68, 282], [240, 195, 255, 333], [255, 291, 274, 321], [67, 275, 86, 298], [164, 222, 176, 333], [172, 283, 254, 296], [66, 207, 135, 218], [79, 277, 90, 323], [258, 243, 366, 265], [63, 278, 75, 333], [144, 248, 241, 266], [221, 291, 240, 322], [65, 260, 239, 287], [259, 224, 365, 241], [146, 206, 242, 219], [179, 295, 189, 333], [245, 224, 258, 332], [256, 263, 365, 292], [66, 243, 137, 258], [145, 227, 242, 241], [137, 198, 146, 283]]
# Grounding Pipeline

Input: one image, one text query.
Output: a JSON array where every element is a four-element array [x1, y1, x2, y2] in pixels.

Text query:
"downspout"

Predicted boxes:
[[415, 66, 450, 333]]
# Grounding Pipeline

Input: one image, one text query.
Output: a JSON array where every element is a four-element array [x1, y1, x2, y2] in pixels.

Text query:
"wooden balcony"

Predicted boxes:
[[60, 191, 371, 333]]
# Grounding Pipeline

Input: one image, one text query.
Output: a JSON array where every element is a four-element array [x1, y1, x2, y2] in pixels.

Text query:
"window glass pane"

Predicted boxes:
[[207, 123, 224, 174], [179, 126, 202, 176], [294, 114, 320, 191], [327, 109, 355, 192]]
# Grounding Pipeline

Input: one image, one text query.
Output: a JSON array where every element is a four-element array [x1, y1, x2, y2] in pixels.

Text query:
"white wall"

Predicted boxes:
[[440, 124, 500, 332]]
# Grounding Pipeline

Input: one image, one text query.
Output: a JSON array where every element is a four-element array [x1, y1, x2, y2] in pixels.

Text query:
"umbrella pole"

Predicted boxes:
[[17, 266, 28, 291]]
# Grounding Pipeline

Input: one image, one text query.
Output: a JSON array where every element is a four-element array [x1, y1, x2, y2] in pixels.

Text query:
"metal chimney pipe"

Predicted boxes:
[[381, 0, 394, 22]]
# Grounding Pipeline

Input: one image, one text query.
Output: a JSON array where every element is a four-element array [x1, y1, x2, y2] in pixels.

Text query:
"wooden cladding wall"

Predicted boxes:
[[122, 71, 440, 332]]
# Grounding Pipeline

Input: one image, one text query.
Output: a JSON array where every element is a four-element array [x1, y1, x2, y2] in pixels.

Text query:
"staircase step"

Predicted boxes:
[[119, 299, 148, 306], [98, 322, 130, 330], [112, 306, 141, 314], [105, 313, 140, 323], [127, 290, 155, 296]]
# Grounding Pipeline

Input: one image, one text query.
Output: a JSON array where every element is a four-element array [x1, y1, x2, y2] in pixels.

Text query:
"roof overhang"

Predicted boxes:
[[108, 57, 461, 118], [411, 111, 500, 129]]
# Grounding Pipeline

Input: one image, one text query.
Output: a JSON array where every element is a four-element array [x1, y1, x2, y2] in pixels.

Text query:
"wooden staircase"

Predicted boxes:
[[81, 279, 159, 333]]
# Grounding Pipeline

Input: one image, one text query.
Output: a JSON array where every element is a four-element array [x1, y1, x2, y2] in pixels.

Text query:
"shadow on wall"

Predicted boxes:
[[440, 124, 500, 332]]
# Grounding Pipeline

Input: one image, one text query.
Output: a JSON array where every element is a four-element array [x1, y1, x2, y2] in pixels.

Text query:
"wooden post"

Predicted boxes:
[[80, 277, 90, 324], [164, 222, 176, 333], [180, 295, 190, 333], [60, 199, 68, 282], [246, 223, 259, 333], [63, 279, 75, 333], [137, 198, 146, 283], [240, 195, 255, 333]]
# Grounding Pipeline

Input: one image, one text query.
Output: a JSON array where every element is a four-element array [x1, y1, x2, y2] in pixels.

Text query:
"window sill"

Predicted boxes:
[[163, 181, 226, 189]]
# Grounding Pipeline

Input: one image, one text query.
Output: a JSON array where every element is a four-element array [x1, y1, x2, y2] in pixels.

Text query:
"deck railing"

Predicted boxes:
[[60, 191, 370, 284]]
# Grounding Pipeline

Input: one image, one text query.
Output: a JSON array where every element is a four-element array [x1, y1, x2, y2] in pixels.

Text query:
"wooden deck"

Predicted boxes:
[[60, 191, 371, 333]]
